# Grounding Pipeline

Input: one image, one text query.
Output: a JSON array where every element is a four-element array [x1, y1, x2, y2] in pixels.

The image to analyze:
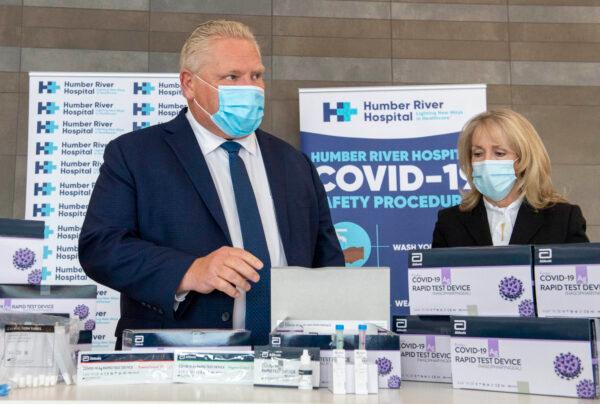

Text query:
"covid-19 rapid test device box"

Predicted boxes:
[[450, 316, 599, 399], [394, 315, 452, 383], [408, 246, 534, 317], [534, 243, 600, 318]]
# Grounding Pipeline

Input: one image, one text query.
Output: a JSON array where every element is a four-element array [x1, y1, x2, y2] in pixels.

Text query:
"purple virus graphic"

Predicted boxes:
[[518, 299, 535, 317], [576, 379, 596, 399], [376, 357, 393, 376], [498, 276, 524, 301], [84, 319, 96, 331], [387, 375, 401, 389], [554, 352, 582, 380], [13, 248, 36, 270], [73, 304, 90, 320], [27, 269, 42, 285]]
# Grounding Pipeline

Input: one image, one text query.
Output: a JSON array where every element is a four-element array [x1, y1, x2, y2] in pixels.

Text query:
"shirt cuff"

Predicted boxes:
[[173, 291, 190, 311]]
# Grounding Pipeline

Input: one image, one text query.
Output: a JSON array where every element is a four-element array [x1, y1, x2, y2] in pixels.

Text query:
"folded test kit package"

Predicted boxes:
[[121, 328, 251, 351], [253, 345, 320, 388], [408, 246, 534, 316], [0, 219, 45, 284], [173, 350, 254, 385], [450, 316, 599, 399], [77, 351, 174, 385], [270, 320, 401, 390], [393, 315, 452, 383], [78, 348, 255, 386], [534, 243, 600, 318], [0, 313, 79, 389], [0, 284, 97, 338]]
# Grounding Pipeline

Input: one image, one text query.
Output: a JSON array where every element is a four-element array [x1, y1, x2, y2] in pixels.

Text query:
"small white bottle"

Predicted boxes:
[[298, 349, 313, 390]]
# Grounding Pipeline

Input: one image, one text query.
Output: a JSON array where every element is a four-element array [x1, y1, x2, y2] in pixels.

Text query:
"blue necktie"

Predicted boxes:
[[220, 141, 271, 346]]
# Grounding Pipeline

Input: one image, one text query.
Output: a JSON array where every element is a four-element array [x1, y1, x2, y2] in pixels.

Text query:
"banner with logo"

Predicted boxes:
[[26, 72, 183, 349], [300, 85, 486, 318]]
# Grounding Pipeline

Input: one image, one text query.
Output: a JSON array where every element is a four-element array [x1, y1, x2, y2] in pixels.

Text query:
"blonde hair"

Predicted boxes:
[[179, 20, 260, 72], [457, 108, 566, 212]]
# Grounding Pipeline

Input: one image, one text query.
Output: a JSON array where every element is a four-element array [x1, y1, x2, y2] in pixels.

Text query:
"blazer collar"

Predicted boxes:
[[459, 198, 493, 246], [162, 108, 232, 245], [162, 109, 292, 253], [509, 200, 544, 244]]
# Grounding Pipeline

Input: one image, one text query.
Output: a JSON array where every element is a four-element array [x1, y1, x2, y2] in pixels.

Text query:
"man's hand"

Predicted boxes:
[[177, 247, 263, 298]]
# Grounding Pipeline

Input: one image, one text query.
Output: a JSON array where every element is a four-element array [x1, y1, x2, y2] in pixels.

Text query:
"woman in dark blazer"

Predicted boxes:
[[432, 109, 589, 248]]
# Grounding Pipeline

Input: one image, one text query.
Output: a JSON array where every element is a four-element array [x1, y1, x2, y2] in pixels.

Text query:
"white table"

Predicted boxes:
[[4, 381, 586, 403]]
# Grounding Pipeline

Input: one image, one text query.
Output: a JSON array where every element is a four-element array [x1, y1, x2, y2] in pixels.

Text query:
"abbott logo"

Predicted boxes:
[[394, 318, 407, 333], [134, 335, 144, 347], [81, 355, 90, 362], [270, 336, 281, 347], [538, 248, 552, 263], [410, 253, 423, 266], [453, 319, 467, 335]]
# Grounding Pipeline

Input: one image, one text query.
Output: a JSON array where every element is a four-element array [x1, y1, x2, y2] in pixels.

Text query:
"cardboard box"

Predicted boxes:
[[534, 243, 600, 318], [121, 328, 251, 351], [173, 350, 254, 385], [0, 219, 45, 285], [394, 315, 452, 383], [77, 351, 174, 385], [408, 246, 534, 316], [450, 316, 599, 399], [0, 284, 97, 334], [253, 346, 320, 388], [270, 320, 400, 389]]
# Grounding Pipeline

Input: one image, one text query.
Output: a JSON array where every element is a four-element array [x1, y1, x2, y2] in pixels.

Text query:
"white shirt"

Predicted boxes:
[[483, 197, 523, 246], [174, 111, 287, 328]]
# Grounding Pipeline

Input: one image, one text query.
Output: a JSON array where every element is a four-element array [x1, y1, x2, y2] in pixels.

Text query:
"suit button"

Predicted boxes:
[[221, 312, 230, 322]]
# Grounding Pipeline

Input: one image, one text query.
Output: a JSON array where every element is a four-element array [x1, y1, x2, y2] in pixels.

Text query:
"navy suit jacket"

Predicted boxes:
[[79, 109, 344, 343]]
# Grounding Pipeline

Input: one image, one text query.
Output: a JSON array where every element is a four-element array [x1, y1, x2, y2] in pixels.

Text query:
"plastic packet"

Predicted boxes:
[[0, 313, 78, 389]]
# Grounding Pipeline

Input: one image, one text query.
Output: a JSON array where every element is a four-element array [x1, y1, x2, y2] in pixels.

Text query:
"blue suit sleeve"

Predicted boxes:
[[78, 140, 196, 320], [303, 154, 345, 267]]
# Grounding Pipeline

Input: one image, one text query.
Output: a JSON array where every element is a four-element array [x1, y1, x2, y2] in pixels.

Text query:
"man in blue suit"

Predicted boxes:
[[79, 20, 344, 348]]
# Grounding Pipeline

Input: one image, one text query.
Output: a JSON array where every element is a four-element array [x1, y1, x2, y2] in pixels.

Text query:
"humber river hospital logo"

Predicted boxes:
[[323, 102, 357, 122], [133, 82, 155, 95], [38, 81, 60, 94]]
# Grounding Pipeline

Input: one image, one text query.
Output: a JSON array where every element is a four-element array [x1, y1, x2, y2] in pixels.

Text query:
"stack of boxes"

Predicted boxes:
[[398, 243, 599, 399]]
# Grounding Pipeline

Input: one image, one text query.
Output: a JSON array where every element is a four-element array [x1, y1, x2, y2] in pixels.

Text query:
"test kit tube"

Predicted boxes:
[[335, 324, 344, 349], [330, 324, 347, 395], [354, 324, 369, 395], [358, 324, 366, 350]]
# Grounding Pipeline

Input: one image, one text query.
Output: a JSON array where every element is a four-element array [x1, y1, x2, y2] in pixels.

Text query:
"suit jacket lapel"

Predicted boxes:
[[256, 130, 291, 256], [459, 198, 493, 246], [163, 109, 232, 245], [509, 201, 544, 244]]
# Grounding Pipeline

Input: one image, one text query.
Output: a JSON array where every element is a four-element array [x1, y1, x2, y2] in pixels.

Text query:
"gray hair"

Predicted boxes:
[[179, 20, 260, 72]]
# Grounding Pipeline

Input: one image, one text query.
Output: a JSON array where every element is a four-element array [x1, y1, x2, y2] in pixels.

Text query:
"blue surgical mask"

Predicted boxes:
[[193, 75, 264, 138], [472, 160, 517, 202]]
